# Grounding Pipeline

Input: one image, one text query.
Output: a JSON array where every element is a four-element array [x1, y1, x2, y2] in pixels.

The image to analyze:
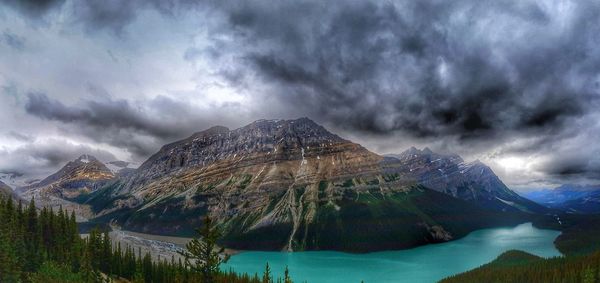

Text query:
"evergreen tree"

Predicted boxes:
[[24, 198, 42, 272], [284, 266, 292, 283], [262, 262, 272, 283], [179, 215, 230, 283], [0, 195, 289, 283]]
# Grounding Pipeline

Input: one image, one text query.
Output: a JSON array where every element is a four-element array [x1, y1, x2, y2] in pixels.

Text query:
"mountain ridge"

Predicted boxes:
[[21, 118, 544, 252], [524, 184, 600, 213]]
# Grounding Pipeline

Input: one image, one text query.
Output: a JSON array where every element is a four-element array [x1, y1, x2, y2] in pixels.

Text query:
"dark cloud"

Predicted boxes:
[[6, 131, 34, 142], [24, 92, 242, 159], [538, 154, 600, 181], [0, 139, 117, 178], [26, 92, 180, 138], [68, 0, 203, 34], [1, 0, 65, 17], [4, 0, 600, 186], [212, 0, 600, 140], [1, 30, 26, 50], [70, 0, 140, 34]]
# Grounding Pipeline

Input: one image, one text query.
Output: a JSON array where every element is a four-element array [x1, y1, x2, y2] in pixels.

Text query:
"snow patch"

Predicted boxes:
[[495, 197, 516, 207]]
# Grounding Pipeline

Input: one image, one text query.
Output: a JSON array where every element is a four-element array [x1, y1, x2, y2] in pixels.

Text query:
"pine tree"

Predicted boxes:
[[0, 197, 18, 281], [179, 215, 230, 283], [262, 262, 272, 283], [24, 197, 42, 272], [284, 266, 292, 283], [101, 232, 112, 273]]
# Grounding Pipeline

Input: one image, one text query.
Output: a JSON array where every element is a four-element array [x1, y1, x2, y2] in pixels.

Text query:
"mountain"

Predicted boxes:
[[21, 154, 115, 199], [555, 191, 600, 214], [524, 184, 600, 213], [76, 118, 531, 252], [383, 148, 547, 213], [17, 155, 115, 220]]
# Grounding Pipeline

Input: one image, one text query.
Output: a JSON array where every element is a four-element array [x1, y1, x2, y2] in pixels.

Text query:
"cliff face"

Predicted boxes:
[[76, 118, 530, 252]]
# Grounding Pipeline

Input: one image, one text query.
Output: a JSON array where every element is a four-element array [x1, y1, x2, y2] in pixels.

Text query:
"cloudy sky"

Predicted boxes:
[[1, 0, 599, 190]]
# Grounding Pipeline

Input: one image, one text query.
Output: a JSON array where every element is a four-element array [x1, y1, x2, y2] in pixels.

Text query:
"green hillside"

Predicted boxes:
[[441, 214, 600, 283]]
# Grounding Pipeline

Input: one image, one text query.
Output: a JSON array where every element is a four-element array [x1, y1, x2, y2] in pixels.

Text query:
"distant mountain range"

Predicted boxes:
[[523, 184, 600, 214], [384, 148, 545, 213], [17, 118, 547, 252]]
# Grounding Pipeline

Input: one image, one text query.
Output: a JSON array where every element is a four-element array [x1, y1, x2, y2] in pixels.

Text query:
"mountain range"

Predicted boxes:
[[523, 184, 600, 214], [17, 118, 546, 252]]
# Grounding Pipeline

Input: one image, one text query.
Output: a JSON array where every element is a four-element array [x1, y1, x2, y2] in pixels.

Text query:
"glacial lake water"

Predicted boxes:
[[223, 223, 561, 283]]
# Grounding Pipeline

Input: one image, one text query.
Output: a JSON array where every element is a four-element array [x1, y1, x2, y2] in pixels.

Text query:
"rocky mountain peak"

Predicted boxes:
[[383, 147, 543, 212], [191, 125, 230, 138], [19, 154, 115, 201], [28, 154, 114, 189], [236, 117, 345, 144], [126, 117, 380, 193], [137, 118, 349, 174], [393, 147, 463, 164]]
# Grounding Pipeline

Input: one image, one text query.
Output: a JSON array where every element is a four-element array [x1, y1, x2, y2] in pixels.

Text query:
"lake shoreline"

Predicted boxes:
[[223, 223, 561, 283], [225, 221, 564, 256]]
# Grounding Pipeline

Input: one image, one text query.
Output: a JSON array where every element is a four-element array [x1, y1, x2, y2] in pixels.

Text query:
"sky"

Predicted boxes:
[[1, 0, 599, 191]]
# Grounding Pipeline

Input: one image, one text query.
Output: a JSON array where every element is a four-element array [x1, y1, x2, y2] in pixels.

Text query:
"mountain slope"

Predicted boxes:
[[0, 181, 13, 198], [440, 249, 600, 283], [384, 148, 547, 213], [75, 118, 532, 252], [555, 191, 600, 214], [0, 181, 25, 203]]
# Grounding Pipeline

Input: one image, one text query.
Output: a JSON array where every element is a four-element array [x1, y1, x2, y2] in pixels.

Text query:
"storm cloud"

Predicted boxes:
[[0, 139, 116, 179], [215, 1, 600, 138], [1, 0, 600, 188], [24, 92, 244, 157]]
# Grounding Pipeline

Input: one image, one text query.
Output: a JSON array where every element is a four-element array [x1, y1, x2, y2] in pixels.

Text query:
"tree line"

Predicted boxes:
[[441, 249, 600, 282], [0, 196, 296, 283]]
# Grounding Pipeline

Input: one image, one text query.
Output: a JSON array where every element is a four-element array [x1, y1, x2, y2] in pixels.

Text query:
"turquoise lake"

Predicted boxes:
[[223, 223, 561, 283]]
